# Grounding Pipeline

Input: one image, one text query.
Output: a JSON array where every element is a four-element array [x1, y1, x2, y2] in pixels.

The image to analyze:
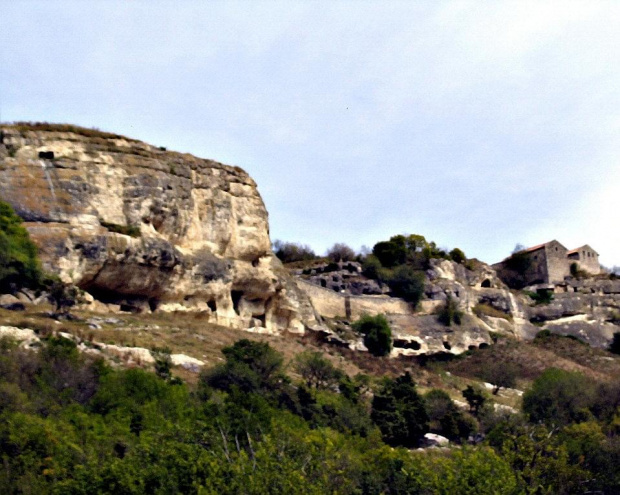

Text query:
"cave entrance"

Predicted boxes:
[[231, 290, 243, 315]]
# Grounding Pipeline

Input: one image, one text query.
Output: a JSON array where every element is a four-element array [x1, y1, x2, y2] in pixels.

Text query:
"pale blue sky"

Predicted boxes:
[[2, 1, 619, 266]]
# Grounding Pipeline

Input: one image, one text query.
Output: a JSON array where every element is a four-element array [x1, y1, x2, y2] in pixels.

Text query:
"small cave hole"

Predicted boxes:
[[207, 300, 217, 312], [481, 279, 491, 288], [393, 339, 421, 350], [443, 341, 452, 350], [231, 290, 243, 315], [148, 298, 159, 312]]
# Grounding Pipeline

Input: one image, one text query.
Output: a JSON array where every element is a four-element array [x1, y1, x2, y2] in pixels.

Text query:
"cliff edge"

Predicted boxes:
[[0, 123, 319, 333]]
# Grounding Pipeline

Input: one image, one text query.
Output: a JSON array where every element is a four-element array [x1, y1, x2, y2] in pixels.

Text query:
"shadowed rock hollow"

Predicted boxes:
[[0, 123, 319, 333]]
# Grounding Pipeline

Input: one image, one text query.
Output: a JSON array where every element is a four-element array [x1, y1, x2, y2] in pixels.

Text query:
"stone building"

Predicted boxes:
[[567, 245, 600, 275], [493, 240, 601, 286]]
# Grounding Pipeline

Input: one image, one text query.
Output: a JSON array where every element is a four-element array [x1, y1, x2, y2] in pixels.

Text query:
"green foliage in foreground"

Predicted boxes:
[[0, 335, 619, 494], [0, 201, 43, 292]]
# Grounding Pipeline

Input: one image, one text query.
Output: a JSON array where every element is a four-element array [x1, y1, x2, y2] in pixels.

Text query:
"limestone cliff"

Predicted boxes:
[[0, 123, 319, 333]]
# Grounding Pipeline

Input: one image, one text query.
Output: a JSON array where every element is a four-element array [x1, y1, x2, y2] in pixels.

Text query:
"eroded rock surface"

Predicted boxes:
[[0, 124, 320, 333]]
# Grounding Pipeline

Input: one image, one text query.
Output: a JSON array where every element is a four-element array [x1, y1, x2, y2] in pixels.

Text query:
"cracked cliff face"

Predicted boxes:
[[0, 124, 320, 333]]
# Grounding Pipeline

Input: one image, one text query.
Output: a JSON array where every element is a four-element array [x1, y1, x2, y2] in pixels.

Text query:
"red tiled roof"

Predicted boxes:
[[523, 243, 546, 253]]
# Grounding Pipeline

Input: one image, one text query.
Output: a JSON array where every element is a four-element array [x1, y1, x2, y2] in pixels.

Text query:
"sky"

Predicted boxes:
[[1, 1, 619, 267]]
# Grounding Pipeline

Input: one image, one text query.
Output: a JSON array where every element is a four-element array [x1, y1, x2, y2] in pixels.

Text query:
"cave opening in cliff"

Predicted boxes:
[[231, 290, 243, 315]]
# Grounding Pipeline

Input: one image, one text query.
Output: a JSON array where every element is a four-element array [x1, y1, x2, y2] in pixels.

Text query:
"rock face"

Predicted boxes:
[[0, 124, 319, 333]]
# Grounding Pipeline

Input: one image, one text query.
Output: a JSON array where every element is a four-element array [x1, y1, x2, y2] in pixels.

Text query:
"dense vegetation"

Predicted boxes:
[[1, 333, 619, 494], [0, 201, 43, 293]]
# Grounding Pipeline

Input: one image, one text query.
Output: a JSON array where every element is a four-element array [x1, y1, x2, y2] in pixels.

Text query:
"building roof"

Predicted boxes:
[[567, 244, 599, 256]]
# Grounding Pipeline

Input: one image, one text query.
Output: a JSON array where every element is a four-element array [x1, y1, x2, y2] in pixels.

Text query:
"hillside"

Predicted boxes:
[[2, 123, 620, 493]]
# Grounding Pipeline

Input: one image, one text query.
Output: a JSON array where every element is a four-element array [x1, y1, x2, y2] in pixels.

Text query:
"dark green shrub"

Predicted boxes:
[[352, 314, 392, 357], [371, 372, 429, 447], [387, 265, 425, 306], [449, 248, 466, 264], [462, 385, 487, 416], [437, 295, 463, 326], [272, 240, 317, 263], [203, 339, 286, 396], [526, 290, 554, 305], [425, 389, 475, 442], [482, 360, 517, 395], [294, 351, 341, 389], [361, 254, 382, 279], [0, 200, 43, 292], [523, 368, 596, 426]]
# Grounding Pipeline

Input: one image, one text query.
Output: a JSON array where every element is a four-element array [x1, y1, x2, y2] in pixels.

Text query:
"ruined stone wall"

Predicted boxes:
[[296, 279, 412, 320]]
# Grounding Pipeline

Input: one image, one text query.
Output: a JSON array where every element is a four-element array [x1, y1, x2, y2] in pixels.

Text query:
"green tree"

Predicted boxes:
[[522, 368, 596, 426], [371, 372, 429, 447], [0, 200, 42, 292], [352, 314, 392, 357], [449, 247, 466, 264], [425, 389, 475, 442], [483, 360, 517, 395], [387, 265, 425, 306], [203, 339, 287, 396], [462, 385, 487, 417], [294, 351, 341, 390], [272, 240, 317, 263]]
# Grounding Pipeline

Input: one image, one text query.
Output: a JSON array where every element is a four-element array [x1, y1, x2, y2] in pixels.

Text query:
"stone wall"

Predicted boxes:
[[296, 279, 412, 320]]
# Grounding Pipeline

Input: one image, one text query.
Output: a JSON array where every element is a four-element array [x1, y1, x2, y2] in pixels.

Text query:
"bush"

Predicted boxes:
[[371, 372, 429, 447], [462, 385, 487, 416], [202, 339, 287, 397], [482, 360, 517, 395], [449, 248, 466, 264], [326, 243, 356, 262], [436, 295, 463, 326], [425, 389, 475, 442], [272, 240, 317, 263], [294, 351, 341, 389], [352, 314, 392, 357], [386, 265, 425, 306], [522, 368, 596, 426], [0, 201, 43, 292]]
